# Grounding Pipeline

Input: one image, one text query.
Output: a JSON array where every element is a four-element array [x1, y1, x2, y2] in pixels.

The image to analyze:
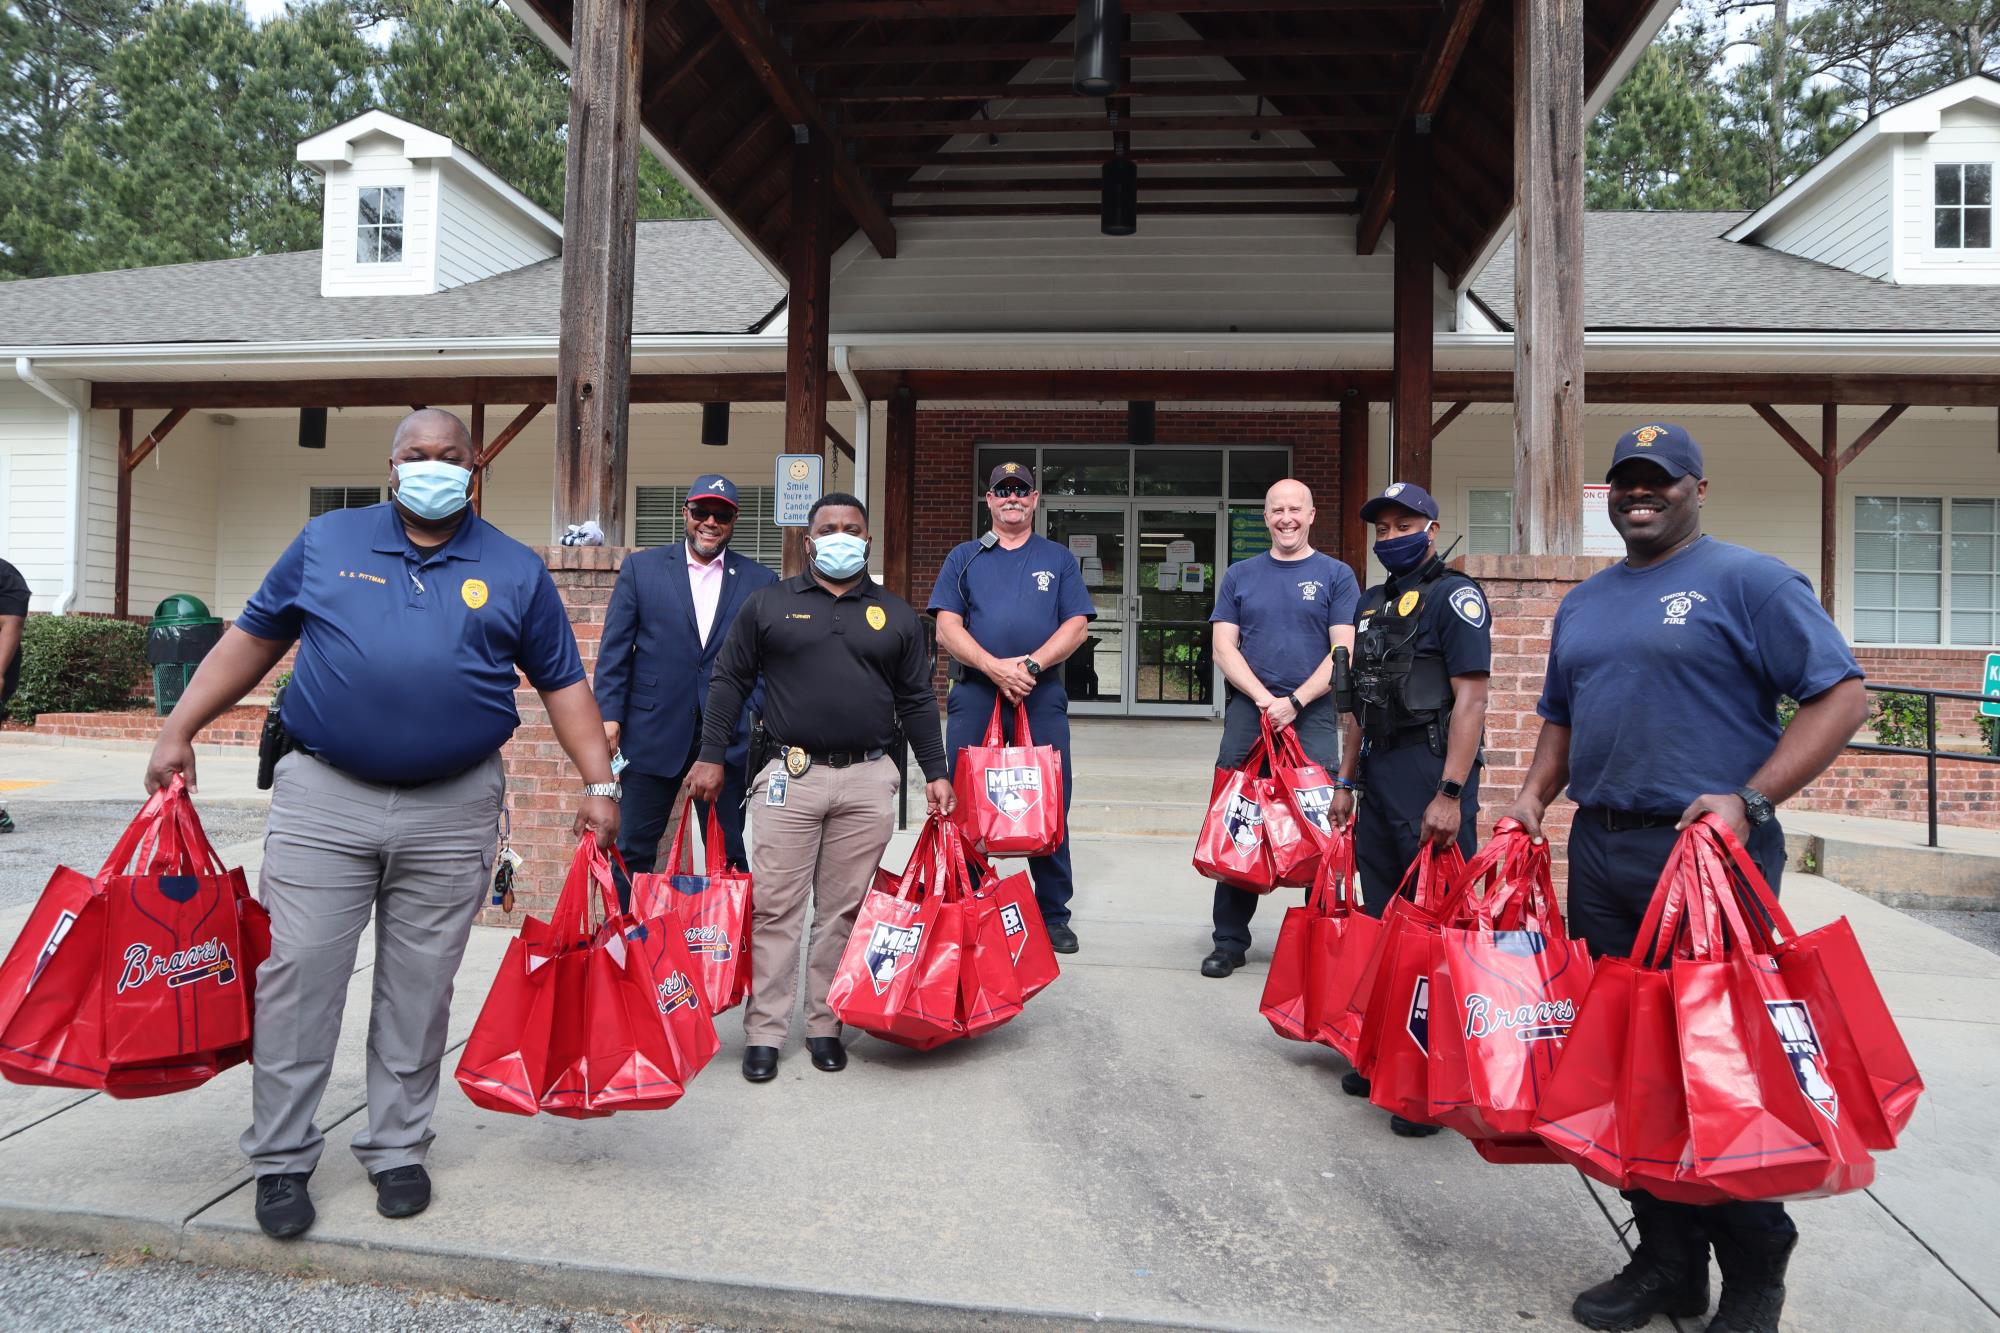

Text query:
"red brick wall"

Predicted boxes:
[[1854, 646, 1991, 742], [1792, 752, 2000, 828]]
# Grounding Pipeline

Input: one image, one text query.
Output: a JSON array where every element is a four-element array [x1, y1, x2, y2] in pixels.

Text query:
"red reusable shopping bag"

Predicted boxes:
[[1192, 734, 1280, 892], [629, 806, 753, 1015], [1354, 842, 1468, 1124], [1267, 720, 1338, 889], [955, 836, 1059, 1002], [829, 818, 951, 1036], [582, 879, 721, 1113], [1260, 822, 1355, 1042], [940, 828, 1025, 1035], [953, 696, 1065, 858]]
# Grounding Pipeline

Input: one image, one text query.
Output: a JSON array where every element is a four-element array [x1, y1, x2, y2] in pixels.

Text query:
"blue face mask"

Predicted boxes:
[[394, 460, 472, 521], [1373, 528, 1433, 575], [810, 531, 869, 579]]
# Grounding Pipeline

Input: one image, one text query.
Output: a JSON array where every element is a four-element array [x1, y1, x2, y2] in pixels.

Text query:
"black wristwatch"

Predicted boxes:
[[1735, 785, 1775, 826], [1024, 657, 1042, 678], [1437, 778, 1465, 799], [1287, 693, 1303, 713]]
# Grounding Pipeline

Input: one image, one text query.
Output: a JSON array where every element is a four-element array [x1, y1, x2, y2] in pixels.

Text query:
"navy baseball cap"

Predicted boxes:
[[1607, 423, 1704, 481], [1358, 481, 1440, 523], [687, 474, 739, 509], [987, 461, 1037, 491]]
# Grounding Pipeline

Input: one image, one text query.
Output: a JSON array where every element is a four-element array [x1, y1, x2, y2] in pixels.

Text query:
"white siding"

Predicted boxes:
[[1760, 150, 1893, 280], [1896, 101, 2000, 284], [78, 410, 221, 616], [318, 140, 438, 298], [831, 215, 1399, 334], [0, 379, 79, 611], [434, 171, 559, 291]]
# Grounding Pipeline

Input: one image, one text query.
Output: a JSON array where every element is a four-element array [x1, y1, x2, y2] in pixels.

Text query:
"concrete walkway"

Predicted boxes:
[[0, 746, 1993, 1329]]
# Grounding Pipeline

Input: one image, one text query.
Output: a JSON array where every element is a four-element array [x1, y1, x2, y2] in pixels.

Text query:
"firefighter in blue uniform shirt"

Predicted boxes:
[[929, 462, 1095, 953], [1329, 481, 1490, 1138], [1507, 424, 1866, 1333]]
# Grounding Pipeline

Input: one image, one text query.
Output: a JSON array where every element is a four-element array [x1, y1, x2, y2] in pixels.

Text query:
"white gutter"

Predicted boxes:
[[12, 358, 87, 614], [833, 345, 870, 513], [0, 333, 785, 370]]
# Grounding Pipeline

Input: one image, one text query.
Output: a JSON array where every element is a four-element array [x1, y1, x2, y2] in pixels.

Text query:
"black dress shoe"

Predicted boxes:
[[1390, 1115, 1442, 1138], [1045, 922, 1079, 955], [369, 1164, 431, 1219], [254, 1172, 314, 1240], [1341, 1070, 1370, 1097], [1200, 949, 1246, 978], [742, 1045, 780, 1082], [806, 1036, 847, 1072]]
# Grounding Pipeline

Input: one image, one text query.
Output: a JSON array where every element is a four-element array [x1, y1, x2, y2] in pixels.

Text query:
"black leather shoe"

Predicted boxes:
[[1341, 1070, 1371, 1097], [806, 1036, 847, 1072], [1572, 1209, 1711, 1331], [742, 1045, 780, 1082], [1200, 949, 1246, 978], [1389, 1115, 1442, 1138], [1045, 922, 1079, 954], [1705, 1229, 1794, 1332], [369, 1164, 431, 1219], [254, 1172, 314, 1240]]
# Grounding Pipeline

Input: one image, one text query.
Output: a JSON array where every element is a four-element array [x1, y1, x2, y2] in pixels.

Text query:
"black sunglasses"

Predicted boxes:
[[686, 504, 737, 523], [990, 484, 1033, 498]]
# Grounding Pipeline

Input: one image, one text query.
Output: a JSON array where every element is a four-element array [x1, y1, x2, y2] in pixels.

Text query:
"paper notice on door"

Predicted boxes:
[[1081, 556, 1104, 586], [1156, 562, 1181, 591], [1180, 564, 1206, 593], [1165, 539, 1197, 564], [1068, 534, 1098, 558]]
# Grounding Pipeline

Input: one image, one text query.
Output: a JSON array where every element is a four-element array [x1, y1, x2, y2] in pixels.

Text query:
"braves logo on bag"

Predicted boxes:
[[865, 921, 924, 994], [28, 910, 77, 991], [998, 902, 1027, 963], [1406, 975, 1431, 1054], [683, 923, 734, 960], [1766, 999, 1840, 1123], [1462, 992, 1575, 1043], [655, 970, 700, 1015], [1291, 785, 1335, 835], [115, 937, 236, 994], [1224, 793, 1264, 855], [985, 766, 1043, 821]]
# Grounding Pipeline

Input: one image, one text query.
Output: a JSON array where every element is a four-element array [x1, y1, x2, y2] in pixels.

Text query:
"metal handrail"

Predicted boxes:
[[1843, 683, 2000, 848]]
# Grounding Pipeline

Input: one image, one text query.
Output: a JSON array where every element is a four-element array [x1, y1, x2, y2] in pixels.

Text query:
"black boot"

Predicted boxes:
[[1572, 1203, 1711, 1330], [1705, 1229, 1795, 1332]]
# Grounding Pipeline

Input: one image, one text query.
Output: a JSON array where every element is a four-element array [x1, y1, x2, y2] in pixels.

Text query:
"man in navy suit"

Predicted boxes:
[[596, 473, 777, 873]]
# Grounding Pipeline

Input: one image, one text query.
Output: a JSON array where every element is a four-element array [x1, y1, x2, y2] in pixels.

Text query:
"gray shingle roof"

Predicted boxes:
[[0, 219, 783, 346], [1470, 211, 2000, 333]]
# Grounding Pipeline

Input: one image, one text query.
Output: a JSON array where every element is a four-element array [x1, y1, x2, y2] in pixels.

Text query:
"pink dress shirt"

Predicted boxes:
[[687, 547, 726, 646]]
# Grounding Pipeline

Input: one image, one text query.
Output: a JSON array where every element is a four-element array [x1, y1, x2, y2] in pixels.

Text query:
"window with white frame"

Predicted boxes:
[[1934, 163, 1993, 250], [308, 485, 381, 518], [1467, 489, 1513, 555], [356, 186, 406, 264], [1851, 496, 2000, 647], [635, 484, 784, 573]]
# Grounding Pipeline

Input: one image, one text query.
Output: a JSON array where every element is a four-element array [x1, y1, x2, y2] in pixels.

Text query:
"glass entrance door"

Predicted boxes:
[[1042, 505, 1127, 711]]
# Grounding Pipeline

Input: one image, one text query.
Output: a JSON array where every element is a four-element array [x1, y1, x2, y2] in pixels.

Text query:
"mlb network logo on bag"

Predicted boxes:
[[999, 902, 1028, 963], [1225, 794, 1264, 855], [115, 937, 236, 994], [28, 910, 78, 991], [1766, 999, 1839, 1123], [683, 923, 734, 960], [985, 766, 1043, 820], [1462, 992, 1575, 1043], [1406, 976, 1430, 1054], [655, 970, 700, 1015], [865, 922, 924, 994], [1291, 785, 1335, 835]]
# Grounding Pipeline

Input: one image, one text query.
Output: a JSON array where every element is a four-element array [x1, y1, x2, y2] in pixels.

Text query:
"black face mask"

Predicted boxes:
[[1373, 529, 1432, 575]]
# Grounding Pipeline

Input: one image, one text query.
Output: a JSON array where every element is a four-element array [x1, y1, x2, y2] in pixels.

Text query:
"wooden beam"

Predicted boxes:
[[1339, 395, 1372, 582], [1511, 0, 1585, 556], [554, 0, 642, 545], [858, 369, 1395, 401], [891, 173, 1355, 194], [468, 401, 485, 513], [844, 113, 1392, 137], [778, 0, 1433, 17], [1836, 402, 1908, 472], [1818, 404, 1839, 614], [884, 388, 917, 600], [642, 26, 727, 117], [90, 374, 808, 411], [826, 77, 1409, 104], [889, 200, 1359, 218], [1356, 0, 1488, 253], [124, 407, 189, 473], [1431, 400, 1471, 436], [1390, 123, 1433, 490], [1748, 403, 1825, 474], [471, 401, 549, 514], [700, 0, 898, 259], [784, 132, 835, 578], [798, 38, 1423, 65], [115, 409, 133, 620], [859, 145, 1374, 167], [823, 418, 857, 460]]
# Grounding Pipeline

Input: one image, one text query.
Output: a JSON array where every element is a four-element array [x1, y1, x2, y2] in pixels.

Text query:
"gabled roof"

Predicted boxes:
[[1726, 74, 2000, 243], [1470, 211, 2000, 332], [0, 219, 784, 347], [297, 109, 563, 244]]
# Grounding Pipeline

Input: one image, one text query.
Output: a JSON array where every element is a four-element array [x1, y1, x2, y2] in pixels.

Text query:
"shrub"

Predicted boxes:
[[1776, 695, 1798, 729], [6, 616, 149, 723], [1982, 714, 1996, 752], [1869, 691, 1929, 750]]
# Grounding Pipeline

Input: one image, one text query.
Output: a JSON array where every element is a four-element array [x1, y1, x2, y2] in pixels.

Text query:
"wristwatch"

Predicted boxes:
[[1437, 778, 1465, 799], [583, 782, 623, 800], [1735, 785, 1775, 826], [1024, 657, 1042, 677]]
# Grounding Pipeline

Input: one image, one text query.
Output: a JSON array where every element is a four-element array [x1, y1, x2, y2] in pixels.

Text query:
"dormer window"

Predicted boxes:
[[356, 186, 406, 264], [1935, 163, 1992, 250]]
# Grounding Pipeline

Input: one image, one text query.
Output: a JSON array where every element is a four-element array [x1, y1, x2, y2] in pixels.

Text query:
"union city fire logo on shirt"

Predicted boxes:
[[115, 936, 237, 995], [985, 766, 1043, 821], [865, 921, 924, 994], [1290, 785, 1335, 835], [683, 923, 733, 961], [1767, 999, 1840, 1123], [1032, 570, 1055, 592], [655, 970, 700, 1015], [1298, 580, 1323, 602], [1224, 793, 1264, 856], [1660, 589, 1708, 626]]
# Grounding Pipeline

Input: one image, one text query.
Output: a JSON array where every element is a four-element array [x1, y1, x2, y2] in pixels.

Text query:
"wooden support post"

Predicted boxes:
[[116, 409, 133, 619], [884, 387, 917, 600], [1339, 394, 1372, 582], [783, 130, 834, 578], [553, 0, 642, 545], [1391, 120, 1434, 490], [469, 402, 485, 513], [1821, 403, 1839, 615], [1431, 400, 1471, 437], [1511, 0, 1585, 555], [471, 403, 547, 514]]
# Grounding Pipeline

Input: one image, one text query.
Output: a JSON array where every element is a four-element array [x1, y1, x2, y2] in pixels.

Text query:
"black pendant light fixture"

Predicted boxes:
[[1101, 151, 1138, 236], [1072, 0, 1121, 97], [297, 406, 327, 449], [1127, 400, 1156, 447], [700, 401, 730, 447]]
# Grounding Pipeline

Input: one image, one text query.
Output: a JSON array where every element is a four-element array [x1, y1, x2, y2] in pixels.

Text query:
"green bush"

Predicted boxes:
[[5, 617, 149, 723], [1982, 715, 1996, 751], [1869, 691, 1929, 750], [1776, 695, 1798, 729]]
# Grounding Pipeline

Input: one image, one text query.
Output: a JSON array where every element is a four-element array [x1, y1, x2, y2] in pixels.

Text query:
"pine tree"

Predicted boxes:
[[1587, 20, 1757, 209]]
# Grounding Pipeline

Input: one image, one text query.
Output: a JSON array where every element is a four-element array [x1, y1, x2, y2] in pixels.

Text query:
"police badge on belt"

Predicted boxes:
[[784, 747, 811, 778]]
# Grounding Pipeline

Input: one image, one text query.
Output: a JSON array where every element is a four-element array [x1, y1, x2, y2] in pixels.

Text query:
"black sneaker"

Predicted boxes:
[[369, 1163, 431, 1219], [1045, 922, 1079, 955], [1389, 1115, 1442, 1138], [254, 1172, 314, 1239], [1200, 949, 1246, 978], [0, 809, 14, 834], [1340, 1070, 1370, 1097]]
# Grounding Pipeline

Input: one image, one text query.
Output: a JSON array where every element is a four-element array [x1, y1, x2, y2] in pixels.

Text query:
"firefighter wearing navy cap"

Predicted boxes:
[[1507, 423, 1866, 1333], [1329, 480, 1490, 1138], [929, 462, 1095, 953]]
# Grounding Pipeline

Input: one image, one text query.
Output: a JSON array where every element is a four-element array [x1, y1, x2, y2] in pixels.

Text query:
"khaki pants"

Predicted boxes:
[[743, 754, 900, 1046]]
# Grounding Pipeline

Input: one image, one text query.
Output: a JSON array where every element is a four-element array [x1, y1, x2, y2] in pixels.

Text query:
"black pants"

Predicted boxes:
[[1352, 735, 1480, 918], [616, 734, 749, 877], [1210, 693, 1342, 955], [1567, 813, 1799, 1243]]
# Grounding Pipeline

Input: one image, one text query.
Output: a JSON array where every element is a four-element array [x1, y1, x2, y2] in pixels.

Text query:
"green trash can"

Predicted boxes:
[[146, 594, 225, 716]]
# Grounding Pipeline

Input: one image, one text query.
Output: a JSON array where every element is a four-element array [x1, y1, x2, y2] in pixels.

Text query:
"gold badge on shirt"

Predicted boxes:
[[865, 605, 887, 631], [1397, 590, 1420, 617], [461, 579, 490, 609]]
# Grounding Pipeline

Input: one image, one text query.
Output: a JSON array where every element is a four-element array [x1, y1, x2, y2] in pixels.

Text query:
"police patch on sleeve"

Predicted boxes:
[[1449, 586, 1487, 627]]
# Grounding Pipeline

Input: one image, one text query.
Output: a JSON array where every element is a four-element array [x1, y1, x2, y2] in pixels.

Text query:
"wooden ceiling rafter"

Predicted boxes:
[[1354, 0, 1489, 254], [842, 112, 1394, 137], [888, 199, 1362, 217], [774, 0, 1440, 18], [793, 37, 1426, 65], [822, 77, 1412, 103], [889, 172, 1358, 193], [858, 145, 1380, 167]]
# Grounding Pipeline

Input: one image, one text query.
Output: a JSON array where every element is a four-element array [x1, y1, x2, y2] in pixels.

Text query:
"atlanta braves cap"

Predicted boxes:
[[688, 474, 739, 509], [1358, 481, 1440, 523], [987, 461, 1037, 491], [1607, 423, 1704, 481]]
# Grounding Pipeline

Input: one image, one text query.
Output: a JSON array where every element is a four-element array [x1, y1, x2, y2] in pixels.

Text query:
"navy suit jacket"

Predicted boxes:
[[593, 544, 776, 776]]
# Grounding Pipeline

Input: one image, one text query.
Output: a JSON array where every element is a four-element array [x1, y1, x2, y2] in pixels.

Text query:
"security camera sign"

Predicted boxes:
[[774, 454, 823, 527]]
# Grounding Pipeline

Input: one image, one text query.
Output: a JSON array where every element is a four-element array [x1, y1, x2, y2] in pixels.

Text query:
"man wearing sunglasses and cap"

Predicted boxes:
[[929, 462, 1095, 953], [595, 473, 777, 876]]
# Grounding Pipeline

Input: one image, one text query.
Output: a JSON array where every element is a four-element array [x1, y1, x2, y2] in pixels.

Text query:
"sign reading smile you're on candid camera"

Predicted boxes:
[[774, 455, 824, 527]]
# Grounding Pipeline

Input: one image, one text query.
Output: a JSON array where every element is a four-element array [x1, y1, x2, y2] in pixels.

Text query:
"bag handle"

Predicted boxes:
[[1309, 821, 1359, 914], [99, 783, 176, 878], [550, 836, 623, 940], [983, 694, 1008, 748], [1692, 814, 1795, 946]]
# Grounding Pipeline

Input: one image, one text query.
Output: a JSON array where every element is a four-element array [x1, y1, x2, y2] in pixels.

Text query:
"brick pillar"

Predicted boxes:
[[491, 545, 621, 920], [1464, 553, 1617, 892]]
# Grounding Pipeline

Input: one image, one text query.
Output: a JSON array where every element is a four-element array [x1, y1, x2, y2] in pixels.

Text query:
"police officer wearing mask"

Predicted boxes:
[[687, 493, 953, 1082], [930, 462, 1095, 953], [1507, 424, 1866, 1333], [146, 409, 619, 1241], [1330, 482, 1489, 1138]]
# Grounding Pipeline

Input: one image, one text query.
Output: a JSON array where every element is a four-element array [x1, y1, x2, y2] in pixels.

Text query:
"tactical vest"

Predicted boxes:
[[1352, 556, 1468, 752]]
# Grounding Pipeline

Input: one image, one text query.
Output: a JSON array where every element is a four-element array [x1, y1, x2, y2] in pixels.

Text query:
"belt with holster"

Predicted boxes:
[[772, 742, 887, 777], [1578, 805, 1681, 832]]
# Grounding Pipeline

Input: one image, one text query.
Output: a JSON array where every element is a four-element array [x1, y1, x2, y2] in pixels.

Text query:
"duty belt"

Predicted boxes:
[[774, 743, 887, 777], [1579, 805, 1681, 832]]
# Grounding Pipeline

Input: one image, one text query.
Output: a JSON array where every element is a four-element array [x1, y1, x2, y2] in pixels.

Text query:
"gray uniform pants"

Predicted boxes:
[[241, 750, 503, 1177]]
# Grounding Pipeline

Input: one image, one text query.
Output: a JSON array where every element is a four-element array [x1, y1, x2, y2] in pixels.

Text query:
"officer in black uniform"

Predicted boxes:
[[1329, 482, 1490, 1137]]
